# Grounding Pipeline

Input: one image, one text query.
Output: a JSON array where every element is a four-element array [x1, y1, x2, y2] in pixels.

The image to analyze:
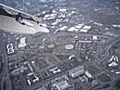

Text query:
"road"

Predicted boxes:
[[0, 33, 12, 90], [26, 59, 80, 90]]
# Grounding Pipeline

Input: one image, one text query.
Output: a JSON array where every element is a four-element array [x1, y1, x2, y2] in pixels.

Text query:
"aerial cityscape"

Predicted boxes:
[[0, 0, 120, 90]]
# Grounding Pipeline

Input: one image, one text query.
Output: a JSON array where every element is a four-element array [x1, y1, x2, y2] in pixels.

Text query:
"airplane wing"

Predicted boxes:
[[0, 3, 50, 34]]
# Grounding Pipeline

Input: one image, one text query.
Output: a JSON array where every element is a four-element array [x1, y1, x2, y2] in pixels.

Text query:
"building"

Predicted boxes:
[[51, 75, 72, 90], [18, 37, 27, 48], [69, 66, 85, 78], [6, 43, 15, 55], [26, 72, 39, 86]]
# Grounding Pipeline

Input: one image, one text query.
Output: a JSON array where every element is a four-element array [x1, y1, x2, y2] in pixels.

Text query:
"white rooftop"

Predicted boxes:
[[56, 80, 70, 90], [59, 8, 67, 12], [59, 26, 67, 31], [18, 37, 27, 48], [68, 27, 79, 32], [112, 24, 120, 28], [68, 55, 75, 60], [94, 22, 103, 26], [92, 36, 98, 40], [108, 55, 119, 62], [48, 44, 55, 49], [108, 62, 118, 67], [80, 25, 91, 33], [65, 44, 74, 50], [69, 66, 84, 78], [75, 24, 84, 29], [85, 71, 93, 78]]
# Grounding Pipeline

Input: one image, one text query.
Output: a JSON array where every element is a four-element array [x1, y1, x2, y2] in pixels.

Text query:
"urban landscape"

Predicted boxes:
[[0, 0, 120, 90]]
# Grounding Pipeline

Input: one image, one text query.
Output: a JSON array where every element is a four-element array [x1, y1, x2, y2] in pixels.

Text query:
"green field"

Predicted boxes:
[[87, 65, 100, 75], [97, 73, 111, 83]]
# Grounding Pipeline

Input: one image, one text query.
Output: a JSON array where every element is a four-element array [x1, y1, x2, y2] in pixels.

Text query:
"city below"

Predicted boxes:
[[0, 0, 120, 90]]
